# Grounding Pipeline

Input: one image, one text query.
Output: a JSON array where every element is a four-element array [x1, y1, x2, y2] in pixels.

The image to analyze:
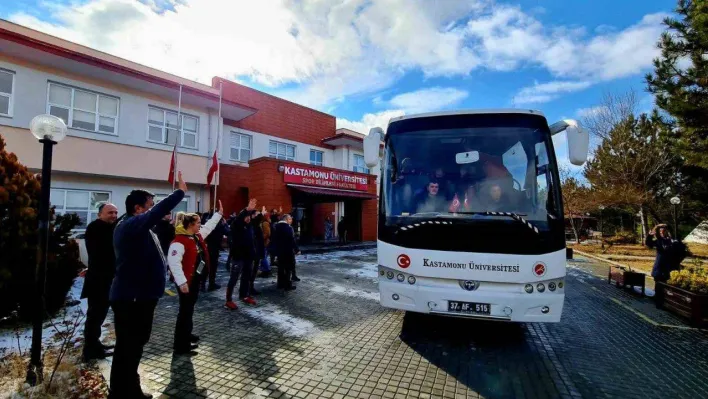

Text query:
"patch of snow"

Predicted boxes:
[[339, 262, 379, 282], [309, 278, 379, 301], [0, 276, 111, 357], [241, 304, 320, 338]]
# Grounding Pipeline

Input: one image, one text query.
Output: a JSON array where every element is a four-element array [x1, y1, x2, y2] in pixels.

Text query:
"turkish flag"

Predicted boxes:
[[206, 149, 219, 186], [167, 142, 177, 185], [449, 194, 461, 213]]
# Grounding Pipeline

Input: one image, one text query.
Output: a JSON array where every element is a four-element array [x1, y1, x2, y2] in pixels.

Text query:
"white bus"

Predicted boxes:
[[363, 110, 589, 322]]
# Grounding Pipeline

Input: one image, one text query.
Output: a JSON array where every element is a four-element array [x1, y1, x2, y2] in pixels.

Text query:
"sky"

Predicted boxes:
[[1, 0, 675, 166]]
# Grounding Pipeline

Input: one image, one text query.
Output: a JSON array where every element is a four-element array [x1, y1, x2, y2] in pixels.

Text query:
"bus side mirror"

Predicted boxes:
[[566, 125, 589, 166], [364, 127, 383, 168]]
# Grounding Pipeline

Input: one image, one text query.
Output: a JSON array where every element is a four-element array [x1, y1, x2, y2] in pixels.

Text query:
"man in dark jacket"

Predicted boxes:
[[152, 213, 175, 256], [250, 211, 266, 295], [225, 199, 258, 309], [272, 214, 300, 291], [81, 202, 118, 361], [202, 212, 227, 292], [108, 173, 187, 399]]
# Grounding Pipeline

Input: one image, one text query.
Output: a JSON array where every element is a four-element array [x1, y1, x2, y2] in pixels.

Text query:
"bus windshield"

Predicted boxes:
[[382, 113, 561, 229]]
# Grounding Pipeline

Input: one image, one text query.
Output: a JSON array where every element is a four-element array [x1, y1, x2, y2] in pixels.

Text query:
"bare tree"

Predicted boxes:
[[582, 90, 638, 140], [560, 166, 594, 244]]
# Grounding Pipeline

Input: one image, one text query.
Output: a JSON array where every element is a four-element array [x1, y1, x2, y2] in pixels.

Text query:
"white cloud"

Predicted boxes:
[[8, 0, 668, 110], [576, 105, 608, 119], [336, 110, 406, 135], [388, 87, 469, 114], [513, 81, 592, 105]]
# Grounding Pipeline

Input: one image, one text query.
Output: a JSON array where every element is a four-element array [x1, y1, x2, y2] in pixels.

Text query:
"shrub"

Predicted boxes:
[[0, 134, 81, 321], [605, 231, 639, 245], [668, 267, 708, 295]]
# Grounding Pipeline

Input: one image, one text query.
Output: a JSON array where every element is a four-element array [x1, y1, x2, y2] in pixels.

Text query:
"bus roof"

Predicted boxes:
[[389, 109, 546, 124]]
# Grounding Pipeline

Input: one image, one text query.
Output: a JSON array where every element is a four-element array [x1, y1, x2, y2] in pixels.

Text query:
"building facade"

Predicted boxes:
[[0, 19, 379, 241]]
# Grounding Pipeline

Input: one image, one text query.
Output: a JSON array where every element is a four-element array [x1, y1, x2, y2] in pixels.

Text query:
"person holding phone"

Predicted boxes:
[[166, 201, 224, 355]]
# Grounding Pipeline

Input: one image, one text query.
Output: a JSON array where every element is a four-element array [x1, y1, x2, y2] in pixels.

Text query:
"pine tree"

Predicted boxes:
[[0, 134, 82, 319], [646, 0, 708, 169]]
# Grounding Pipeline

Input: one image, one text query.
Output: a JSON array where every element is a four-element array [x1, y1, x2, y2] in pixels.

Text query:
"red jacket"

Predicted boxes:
[[170, 234, 211, 286]]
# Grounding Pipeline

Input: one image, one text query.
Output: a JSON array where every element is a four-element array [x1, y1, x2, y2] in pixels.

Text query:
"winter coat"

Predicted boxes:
[[81, 219, 116, 299], [152, 219, 176, 256], [167, 213, 222, 286], [261, 219, 272, 248], [229, 209, 257, 261], [271, 221, 299, 260], [646, 234, 683, 281], [252, 213, 266, 258], [110, 189, 185, 301]]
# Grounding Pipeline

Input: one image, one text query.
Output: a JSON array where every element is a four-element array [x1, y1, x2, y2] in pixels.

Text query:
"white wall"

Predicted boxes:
[[0, 57, 217, 158], [51, 173, 205, 219]]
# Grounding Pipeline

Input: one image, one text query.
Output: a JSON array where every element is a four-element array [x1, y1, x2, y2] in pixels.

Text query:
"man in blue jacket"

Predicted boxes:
[[108, 172, 187, 399]]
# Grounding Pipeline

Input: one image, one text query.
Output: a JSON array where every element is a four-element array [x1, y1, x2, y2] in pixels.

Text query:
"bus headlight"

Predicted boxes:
[[379, 269, 385, 276], [548, 282, 556, 291], [386, 271, 394, 279], [397, 274, 405, 282], [524, 284, 533, 293], [407, 276, 416, 285], [558, 281, 564, 289], [537, 283, 546, 293]]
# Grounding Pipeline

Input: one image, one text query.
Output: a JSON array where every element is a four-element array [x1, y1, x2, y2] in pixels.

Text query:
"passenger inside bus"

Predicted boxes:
[[414, 178, 448, 214]]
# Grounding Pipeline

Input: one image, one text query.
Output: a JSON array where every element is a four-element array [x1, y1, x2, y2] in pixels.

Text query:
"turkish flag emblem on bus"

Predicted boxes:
[[533, 262, 547, 277], [397, 254, 411, 269]]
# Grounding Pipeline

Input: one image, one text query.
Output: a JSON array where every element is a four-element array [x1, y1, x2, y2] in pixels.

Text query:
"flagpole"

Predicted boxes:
[[213, 81, 222, 212], [173, 84, 183, 191]]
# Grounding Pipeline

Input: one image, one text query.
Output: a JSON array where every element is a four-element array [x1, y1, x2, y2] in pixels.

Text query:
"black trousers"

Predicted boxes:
[[174, 277, 201, 349], [110, 300, 158, 396], [277, 256, 294, 289], [84, 294, 110, 350], [208, 245, 220, 286], [226, 259, 253, 301]]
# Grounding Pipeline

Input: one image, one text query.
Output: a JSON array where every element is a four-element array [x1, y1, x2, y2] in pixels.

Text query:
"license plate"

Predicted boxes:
[[447, 301, 490, 315]]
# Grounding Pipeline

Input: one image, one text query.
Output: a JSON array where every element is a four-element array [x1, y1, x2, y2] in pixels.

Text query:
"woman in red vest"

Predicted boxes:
[[167, 201, 224, 355]]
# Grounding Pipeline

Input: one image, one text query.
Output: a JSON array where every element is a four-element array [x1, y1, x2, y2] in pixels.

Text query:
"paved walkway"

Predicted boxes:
[[129, 250, 707, 399]]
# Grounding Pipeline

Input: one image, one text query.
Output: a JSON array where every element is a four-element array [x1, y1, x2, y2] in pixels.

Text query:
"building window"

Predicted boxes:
[[269, 140, 295, 161], [230, 132, 252, 162], [353, 154, 370, 174], [147, 106, 199, 149], [310, 150, 324, 166], [0, 69, 15, 117], [47, 82, 119, 134], [155, 194, 189, 214], [50, 189, 111, 229]]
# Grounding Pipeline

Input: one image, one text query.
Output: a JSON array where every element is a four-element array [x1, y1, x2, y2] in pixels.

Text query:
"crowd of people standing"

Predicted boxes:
[[79, 171, 303, 399]]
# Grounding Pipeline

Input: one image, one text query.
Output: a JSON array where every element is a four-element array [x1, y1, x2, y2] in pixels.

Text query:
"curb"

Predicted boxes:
[[573, 249, 656, 283], [301, 243, 376, 254]]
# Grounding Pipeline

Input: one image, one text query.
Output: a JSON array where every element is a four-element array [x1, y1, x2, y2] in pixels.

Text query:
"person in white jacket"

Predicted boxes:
[[167, 201, 223, 355]]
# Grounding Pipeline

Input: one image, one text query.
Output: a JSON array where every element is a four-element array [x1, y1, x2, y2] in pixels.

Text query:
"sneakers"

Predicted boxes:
[[242, 297, 257, 306], [224, 301, 238, 310]]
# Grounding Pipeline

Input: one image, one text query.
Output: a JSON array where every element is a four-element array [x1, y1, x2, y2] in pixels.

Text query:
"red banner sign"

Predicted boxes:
[[283, 164, 369, 191]]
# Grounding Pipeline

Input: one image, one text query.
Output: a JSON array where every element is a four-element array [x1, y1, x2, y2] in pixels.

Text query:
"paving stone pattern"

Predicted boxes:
[[137, 250, 708, 399]]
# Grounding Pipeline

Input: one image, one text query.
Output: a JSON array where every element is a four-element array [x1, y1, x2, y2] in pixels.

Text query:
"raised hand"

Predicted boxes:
[[247, 198, 257, 211], [177, 171, 187, 192], [217, 200, 224, 215]]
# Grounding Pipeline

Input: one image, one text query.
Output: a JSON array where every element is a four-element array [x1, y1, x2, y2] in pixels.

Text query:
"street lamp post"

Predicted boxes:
[[670, 196, 681, 238], [26, 115, 67, 386]]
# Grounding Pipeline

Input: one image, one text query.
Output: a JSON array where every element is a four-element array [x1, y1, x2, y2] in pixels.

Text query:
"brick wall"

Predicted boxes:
[[214, 78, 336, 148]]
